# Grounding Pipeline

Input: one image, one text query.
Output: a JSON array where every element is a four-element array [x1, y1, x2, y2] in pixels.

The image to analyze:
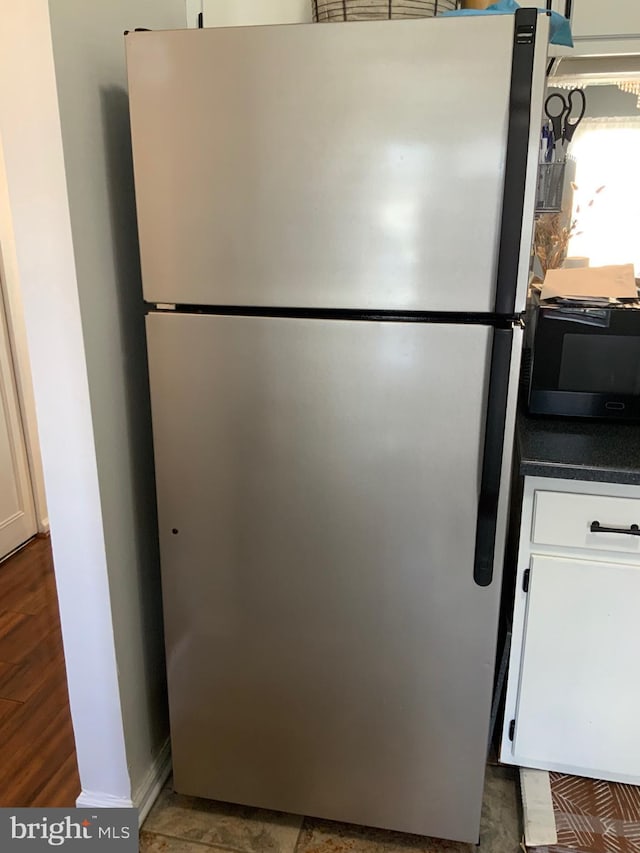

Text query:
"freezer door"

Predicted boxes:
[[127, 16, 544, 311], [147, 312, 510, 842]]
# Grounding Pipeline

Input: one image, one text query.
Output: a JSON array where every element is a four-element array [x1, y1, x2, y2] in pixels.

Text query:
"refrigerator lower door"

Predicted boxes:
[[147, 312, 508, 843]]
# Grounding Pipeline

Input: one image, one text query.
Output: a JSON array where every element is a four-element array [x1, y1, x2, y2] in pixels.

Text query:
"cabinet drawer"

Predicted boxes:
[[532, 490, 640, 555]]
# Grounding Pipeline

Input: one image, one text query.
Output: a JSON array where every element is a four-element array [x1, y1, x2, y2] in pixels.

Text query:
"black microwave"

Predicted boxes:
[[525, 302, 640, 420]]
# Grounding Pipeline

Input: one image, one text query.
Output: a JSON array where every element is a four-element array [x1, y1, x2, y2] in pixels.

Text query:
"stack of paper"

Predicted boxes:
[[540, 264, 637, 304]]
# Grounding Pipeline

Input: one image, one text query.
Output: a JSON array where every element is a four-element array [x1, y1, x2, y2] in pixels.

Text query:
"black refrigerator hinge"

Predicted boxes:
[[522, 568, 530, 592], [515, 23, 535, 45], [509, 719, 516, 741]]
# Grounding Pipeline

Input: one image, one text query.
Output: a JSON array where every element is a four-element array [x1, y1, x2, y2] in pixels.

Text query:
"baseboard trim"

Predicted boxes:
[[520, 768, 557, 847], [76, 790, 135, 810], [37, 517, 50, 535], [133, 737, 172, 826], [75, 738, 172, 822]]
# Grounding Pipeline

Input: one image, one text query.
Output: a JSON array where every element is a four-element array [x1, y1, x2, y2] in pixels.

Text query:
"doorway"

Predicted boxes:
[[0, 273, 37, 559]]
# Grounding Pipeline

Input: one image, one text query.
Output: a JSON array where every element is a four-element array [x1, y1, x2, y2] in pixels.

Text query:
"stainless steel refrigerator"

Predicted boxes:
[[126, 9, 548, 843]]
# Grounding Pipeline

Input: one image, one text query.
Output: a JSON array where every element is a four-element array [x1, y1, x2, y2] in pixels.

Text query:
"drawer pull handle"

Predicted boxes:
[[590, 520, 640, 536]]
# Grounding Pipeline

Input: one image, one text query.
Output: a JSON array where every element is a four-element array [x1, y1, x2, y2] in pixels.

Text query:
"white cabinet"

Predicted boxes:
[[513, 554, 640, 780], [564, 0, 640, 56], [202, 0, 312, 27], [571, 0, 640, 40], [501, 476, 640, 785]]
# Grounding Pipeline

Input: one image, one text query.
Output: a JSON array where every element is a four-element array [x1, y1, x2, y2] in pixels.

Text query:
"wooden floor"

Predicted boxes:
[[0, 536, 80, 806]]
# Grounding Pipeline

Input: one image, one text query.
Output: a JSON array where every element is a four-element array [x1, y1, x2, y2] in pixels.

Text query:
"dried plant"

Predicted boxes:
[[534, 211, 577, 276], [534, 183, 605, 276]]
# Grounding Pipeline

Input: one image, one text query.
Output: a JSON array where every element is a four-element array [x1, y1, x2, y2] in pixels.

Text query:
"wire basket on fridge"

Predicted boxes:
[[311, 1, 458, 22], [535, 157, 576, 214], [535, 162, 566, 213]]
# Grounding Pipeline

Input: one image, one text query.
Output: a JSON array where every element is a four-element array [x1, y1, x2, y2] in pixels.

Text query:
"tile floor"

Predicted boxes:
[[141, 764, 522, 853]]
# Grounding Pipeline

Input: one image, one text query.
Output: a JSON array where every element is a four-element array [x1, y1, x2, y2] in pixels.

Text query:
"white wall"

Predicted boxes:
[[202, 0, 311, 26], [46, 0, 187, 805], [0, 0, 131, 803], [1, 0, 188, 809]]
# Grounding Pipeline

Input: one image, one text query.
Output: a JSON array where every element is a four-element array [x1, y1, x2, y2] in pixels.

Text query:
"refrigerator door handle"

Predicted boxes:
[[473, 328, 513, 587], [493, 7, 537, 316]]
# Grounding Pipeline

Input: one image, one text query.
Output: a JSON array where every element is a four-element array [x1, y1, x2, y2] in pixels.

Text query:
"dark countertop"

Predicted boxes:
[[517, 409, 640, 485]]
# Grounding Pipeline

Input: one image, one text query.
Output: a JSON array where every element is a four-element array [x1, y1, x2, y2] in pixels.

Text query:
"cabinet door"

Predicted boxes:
[[202, 0, 311, 27], [512, 554, 640, 783], [571, 0, 640, 39]]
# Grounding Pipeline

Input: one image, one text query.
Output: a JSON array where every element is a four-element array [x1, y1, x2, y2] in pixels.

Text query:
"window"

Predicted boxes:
[[567, 118, 640, 276]]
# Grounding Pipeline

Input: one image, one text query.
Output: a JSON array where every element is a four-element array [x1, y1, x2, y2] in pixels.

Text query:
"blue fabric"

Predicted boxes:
[[441, 0, 574, 47]]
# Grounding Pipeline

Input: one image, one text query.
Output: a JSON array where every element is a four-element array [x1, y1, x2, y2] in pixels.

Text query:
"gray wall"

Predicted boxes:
[[548, 84, 640, 117], [582, 84, 639, 117], [48, 0, 186, 798]]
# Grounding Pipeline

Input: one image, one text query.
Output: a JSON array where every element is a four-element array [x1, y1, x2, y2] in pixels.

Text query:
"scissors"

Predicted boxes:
[[544, 88, 587, 149]]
